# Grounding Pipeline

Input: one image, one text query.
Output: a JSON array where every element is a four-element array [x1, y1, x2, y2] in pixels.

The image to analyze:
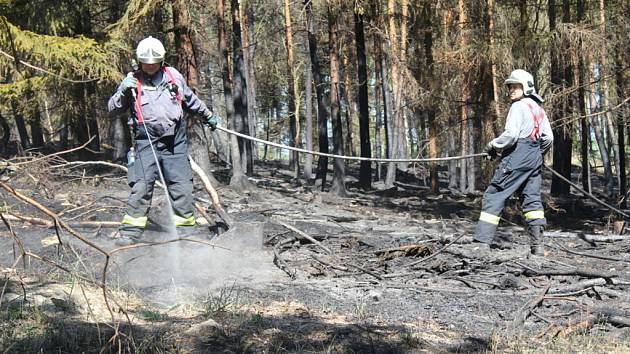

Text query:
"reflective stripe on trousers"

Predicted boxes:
[[474, 138, 546, 243]]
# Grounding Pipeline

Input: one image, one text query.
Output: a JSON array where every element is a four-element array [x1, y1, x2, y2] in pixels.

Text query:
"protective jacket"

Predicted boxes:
[[108, 67, 212, 237], [108, 67, 211, 137], [474, 97, 554, 243]]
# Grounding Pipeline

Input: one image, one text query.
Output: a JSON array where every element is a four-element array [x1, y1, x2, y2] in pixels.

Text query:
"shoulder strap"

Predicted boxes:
[[162, 67, 183, 106], [524, 101, 546, 140], [133, 72, 145, 124]]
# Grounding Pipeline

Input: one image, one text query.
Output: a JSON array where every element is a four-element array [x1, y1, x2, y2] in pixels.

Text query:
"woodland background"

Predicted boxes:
[[1, 0, 629, 199]]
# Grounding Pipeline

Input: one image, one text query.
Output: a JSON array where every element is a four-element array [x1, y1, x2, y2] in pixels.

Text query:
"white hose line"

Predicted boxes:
[[214, 126, 486, 163]]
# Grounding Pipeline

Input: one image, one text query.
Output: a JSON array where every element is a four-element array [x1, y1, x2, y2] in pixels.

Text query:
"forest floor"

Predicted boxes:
[[1, 157, 630, 353]]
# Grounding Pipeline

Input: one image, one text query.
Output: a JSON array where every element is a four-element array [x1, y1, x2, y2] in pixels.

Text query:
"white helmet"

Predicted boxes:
[[504, 69, 536, 96], [136, 36, 165, 64]]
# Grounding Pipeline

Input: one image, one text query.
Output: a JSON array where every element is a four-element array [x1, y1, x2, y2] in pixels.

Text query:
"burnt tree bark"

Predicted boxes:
[[231, 0, 253, 176], [354, 9, 372, 189], [217, 0, 248, 190], [172, 0, 218, 184], [303, 28, 314, 181], [305, 0, 330, 189], [328, 1, 346, 197], [550, 0, 572, 196], [283, 0, 299, 176]]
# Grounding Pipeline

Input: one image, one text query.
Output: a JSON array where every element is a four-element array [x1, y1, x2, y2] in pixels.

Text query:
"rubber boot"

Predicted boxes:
[[528, 225, 544, 256], [115, 226, 144, 246]]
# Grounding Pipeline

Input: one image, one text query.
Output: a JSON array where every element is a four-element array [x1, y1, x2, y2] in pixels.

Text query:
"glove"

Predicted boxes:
[[483, 142, 497, 161], [204, 113, 219, 131], [121, 76, 138, 95]]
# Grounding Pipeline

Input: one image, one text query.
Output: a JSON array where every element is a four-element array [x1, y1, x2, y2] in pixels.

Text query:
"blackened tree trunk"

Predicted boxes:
[[576, 0, 591, 193], [303, 30, 314, 181], [328, 1, 346, 197], [232, 0, 253, 176], [305, 0, 329, 190], [354, 9, 371, 189], [616, 60, 627, 207], [218, 0, 248, 190], [550, 0, 572, 196], [13, 99, 31, 151], [30, 108, 44, 149], [173, 0, 218, 184], [0, 112, 10, 149]]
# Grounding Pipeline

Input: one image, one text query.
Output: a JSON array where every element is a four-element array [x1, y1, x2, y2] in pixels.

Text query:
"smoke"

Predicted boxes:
[[109, 199, 274, 306]]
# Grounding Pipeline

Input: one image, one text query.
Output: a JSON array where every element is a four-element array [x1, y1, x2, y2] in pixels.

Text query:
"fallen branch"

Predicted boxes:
[[551, 241, 630, 263], [548, 278, 608, 295], [521, 267, 617, 280], [544, 165, 630, 219], [272, 218, 332, 254], [545, 231, 628, 242], [188, 156, 233, 229], [1, 213, 119, 228], [511, 284, 551, 327]]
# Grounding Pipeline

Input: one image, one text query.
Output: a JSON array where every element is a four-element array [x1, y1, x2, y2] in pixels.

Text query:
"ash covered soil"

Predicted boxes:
[[2, 162, 630, 353]]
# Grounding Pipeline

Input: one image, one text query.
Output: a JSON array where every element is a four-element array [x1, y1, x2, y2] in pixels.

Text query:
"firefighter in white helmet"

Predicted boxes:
[[108, 36, 219, 245], [474, 69, 554, 255]]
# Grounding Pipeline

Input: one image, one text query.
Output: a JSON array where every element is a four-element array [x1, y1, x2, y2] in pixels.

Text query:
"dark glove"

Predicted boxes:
[[121, 76, 138, 95], [204, 113, 219, 131], [483, 142, 497, 161]]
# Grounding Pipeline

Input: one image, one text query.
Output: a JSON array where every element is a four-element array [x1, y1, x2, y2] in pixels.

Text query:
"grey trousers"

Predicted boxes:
[[474, 139, 547, 243], [120, 121, 194, 236]]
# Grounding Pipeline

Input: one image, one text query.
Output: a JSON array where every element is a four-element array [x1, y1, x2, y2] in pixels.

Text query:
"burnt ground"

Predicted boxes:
[[1, 158, 630, 353]]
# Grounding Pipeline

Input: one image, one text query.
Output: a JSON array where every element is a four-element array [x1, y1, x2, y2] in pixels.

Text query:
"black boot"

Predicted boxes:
[[528, 225, 544, 256], [115, 226, 144, 246]]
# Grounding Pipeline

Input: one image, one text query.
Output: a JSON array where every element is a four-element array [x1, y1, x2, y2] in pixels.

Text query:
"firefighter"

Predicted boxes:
[[108, 36, 219, 246], [474, 69, 554, 255]]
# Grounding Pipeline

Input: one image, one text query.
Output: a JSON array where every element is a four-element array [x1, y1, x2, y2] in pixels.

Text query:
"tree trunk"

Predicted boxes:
[[598, 0, 620, 195], [341, 45, 357, 158], [385, 0, 401, 187], [30, 109, 44, 149], [172, 0, 218, 185], [418, 2, 439, 194], [458, 0, 473, 193], [616, 51, 627, 207], [549, 0, 572, 196], [303, 31, 314, 181], [374, 58, 384, 181], [283, 0, 300, 176], [354, 9, 371, 190], [304, 53, 313, 181], [217, 0, 248, 190], [305, 0, 329, 189], [0, 112, 10, 150], [576, 0, 591, 193], [241, 0, 258, 160], [328, 1, 346, 197], [372, 2, 389, 172], [231, 0, 253, 177]]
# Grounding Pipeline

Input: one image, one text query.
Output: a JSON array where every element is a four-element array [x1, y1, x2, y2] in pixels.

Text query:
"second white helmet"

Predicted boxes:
[[504, 69, 536, 96], [136, 36, 165, 64]]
